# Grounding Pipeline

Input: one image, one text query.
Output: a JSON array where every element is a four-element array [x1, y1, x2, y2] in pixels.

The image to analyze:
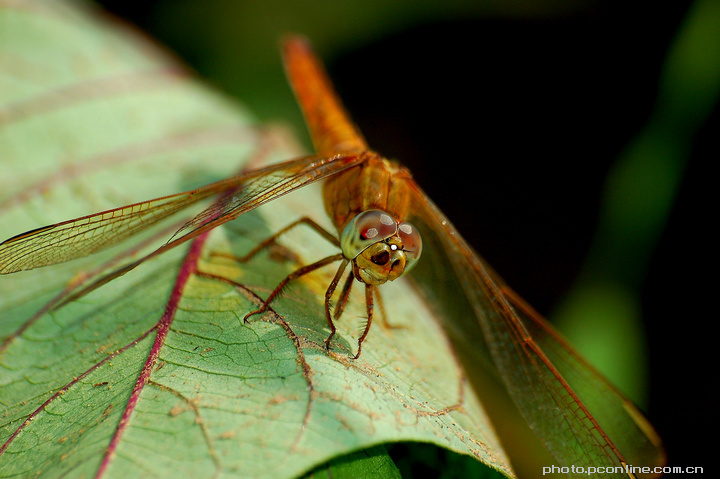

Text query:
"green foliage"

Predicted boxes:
[[0, 1, 511, 478]]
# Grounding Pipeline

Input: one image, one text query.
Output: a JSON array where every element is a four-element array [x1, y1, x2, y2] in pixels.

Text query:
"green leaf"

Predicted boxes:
[[303, 445, 401, 478], [0, 1, 512, 478]]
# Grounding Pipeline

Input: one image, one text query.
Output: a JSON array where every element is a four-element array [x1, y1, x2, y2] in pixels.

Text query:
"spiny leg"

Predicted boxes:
[[244, 253, 344, 321], [353, 284, 375, 360], [214, 216, 339, 263], [373, 287, 403, 331], [323, 259, 349, 351], [333, 269, 355, 320], [374, 286, 388, 327], [326, 274, 392, 357]]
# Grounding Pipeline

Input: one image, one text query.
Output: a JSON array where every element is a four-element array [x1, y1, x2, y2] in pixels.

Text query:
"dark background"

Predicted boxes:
[[95, 0, 714, 474]]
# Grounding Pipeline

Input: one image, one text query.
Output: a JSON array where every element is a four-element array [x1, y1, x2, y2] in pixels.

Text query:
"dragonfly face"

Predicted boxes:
[[340, 209, 422, 285]]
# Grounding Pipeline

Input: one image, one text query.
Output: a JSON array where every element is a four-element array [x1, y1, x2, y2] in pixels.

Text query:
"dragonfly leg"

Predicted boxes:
[[332, 269, 355, 320], [215, 216, 339, 264], [327, 270, 395, 356], [323, 259, 350, 351], [353, 285, 375, 359], [373, 288, 404, 331], [244, 253, 343, 322]]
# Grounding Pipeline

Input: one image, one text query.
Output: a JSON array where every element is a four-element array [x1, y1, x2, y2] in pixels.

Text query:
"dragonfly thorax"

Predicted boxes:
[[340, 209, 422, 285], [322, 153, 413, 235]]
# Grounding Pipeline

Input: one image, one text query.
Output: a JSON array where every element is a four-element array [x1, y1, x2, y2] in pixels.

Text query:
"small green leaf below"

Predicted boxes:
[[0, 1, 514, 478], [388, 442, 507, 479], [303, 445, 401, 479]]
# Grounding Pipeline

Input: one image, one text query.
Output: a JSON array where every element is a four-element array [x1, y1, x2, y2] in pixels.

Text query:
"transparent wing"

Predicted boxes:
[[406, 181, 665, 478], [0, 154, 362, 274]]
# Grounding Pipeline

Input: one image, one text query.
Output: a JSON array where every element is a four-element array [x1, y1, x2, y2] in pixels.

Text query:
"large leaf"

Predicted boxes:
[[0, 1, 512, 478]]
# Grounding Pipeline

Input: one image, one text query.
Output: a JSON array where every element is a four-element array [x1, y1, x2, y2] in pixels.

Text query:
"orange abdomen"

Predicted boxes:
[[282, 38, 414, 234]]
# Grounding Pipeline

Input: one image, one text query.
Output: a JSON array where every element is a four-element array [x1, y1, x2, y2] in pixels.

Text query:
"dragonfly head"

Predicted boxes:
[[340, 210, 422, 285]]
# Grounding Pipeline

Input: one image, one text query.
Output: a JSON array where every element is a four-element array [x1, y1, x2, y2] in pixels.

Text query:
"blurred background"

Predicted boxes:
[[93, 0, 715, 474]]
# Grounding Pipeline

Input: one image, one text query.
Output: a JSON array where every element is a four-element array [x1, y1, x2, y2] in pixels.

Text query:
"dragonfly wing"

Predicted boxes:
[[0, 189, 216, 274], [406, 181, 664, 477], [0, 154, 362, 274], [159, 153, 363, 250], [503, 287, 665, 475]]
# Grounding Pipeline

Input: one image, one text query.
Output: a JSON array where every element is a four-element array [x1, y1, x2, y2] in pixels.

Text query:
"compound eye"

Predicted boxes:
[[356, 210, 396, 241], [397, 221, 422, 275], [341, 210, 398, 259]]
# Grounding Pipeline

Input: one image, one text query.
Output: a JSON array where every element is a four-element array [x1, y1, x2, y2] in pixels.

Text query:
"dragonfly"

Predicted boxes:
[[0, 36, 664, 478]]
